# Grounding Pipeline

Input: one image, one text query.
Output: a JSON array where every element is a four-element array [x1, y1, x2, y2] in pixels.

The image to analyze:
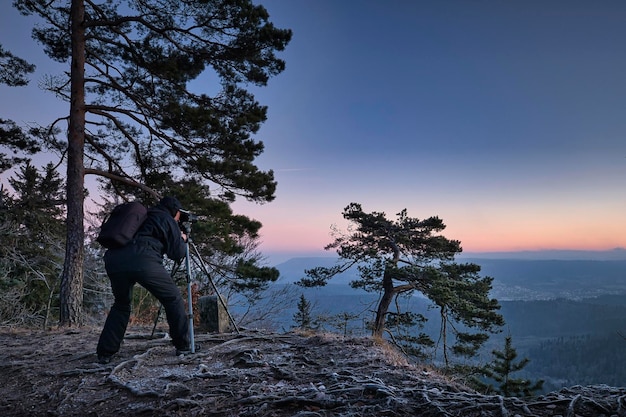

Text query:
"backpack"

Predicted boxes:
[[96, 201, 148, 249]]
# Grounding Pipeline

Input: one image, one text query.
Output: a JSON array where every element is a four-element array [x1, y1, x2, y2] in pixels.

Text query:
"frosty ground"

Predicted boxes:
[[1, 326, 624, 416]]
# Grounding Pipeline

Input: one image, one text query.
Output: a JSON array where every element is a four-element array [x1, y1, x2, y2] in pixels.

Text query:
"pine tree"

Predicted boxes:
[[481, 336, 544, 397], [298, 203, 504, 365], [9, 0, 291, 325], [0, 162, 66, 326], [293, 294, 313, 330]]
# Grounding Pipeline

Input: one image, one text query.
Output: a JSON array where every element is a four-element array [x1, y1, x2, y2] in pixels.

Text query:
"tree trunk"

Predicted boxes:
[[440, 306, 449, 367], [59, 0, 86, 326], [372, 266, 396, 338]]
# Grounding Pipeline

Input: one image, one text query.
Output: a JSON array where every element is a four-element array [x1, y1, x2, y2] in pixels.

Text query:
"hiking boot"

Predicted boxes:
[[97, 354, 112, 364]]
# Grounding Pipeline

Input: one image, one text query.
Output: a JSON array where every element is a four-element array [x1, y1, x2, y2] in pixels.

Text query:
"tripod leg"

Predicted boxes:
[[150, 304, 162, 338], [185, 240, 196, 353]]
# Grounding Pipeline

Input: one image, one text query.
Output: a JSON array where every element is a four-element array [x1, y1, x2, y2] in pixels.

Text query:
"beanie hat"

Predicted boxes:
[[159, 196, 182, 217]]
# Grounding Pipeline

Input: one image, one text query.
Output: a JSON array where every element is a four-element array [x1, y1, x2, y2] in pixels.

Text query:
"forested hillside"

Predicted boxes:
[[496, 296, 626, 392], [467, 258, 626, 300], [526, 333, 625, 390]]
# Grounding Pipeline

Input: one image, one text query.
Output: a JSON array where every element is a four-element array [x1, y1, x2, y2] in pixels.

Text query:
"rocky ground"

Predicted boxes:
[[1, 326, 625, 416]]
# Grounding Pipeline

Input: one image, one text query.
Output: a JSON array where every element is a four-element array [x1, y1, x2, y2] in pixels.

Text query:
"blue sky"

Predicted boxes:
[[2, 1, 626, 262], [235, 0, 626, 261]]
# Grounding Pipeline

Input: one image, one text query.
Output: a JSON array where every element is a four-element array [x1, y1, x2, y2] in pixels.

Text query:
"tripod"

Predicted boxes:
[[151, 223, 240, 350]]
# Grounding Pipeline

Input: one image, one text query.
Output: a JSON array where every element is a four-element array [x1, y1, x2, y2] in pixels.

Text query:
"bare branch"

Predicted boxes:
[[84, 168, 160, 198]]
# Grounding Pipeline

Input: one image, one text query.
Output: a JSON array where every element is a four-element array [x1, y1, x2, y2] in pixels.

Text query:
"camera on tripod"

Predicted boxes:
[[179, 209, 199, 223], [178, 209, 199, 234]]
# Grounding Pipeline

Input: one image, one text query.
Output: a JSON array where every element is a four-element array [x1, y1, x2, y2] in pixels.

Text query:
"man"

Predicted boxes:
[[96, 196, 191, 364]]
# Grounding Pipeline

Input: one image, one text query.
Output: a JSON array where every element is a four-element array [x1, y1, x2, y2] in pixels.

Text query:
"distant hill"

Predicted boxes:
[[459, 248, 626, 261], [465, 258, 626, 300], [274, 254, 626, 301]]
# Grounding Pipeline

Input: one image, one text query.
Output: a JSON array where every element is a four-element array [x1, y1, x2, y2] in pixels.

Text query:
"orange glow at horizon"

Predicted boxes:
[[254, 218, 626, 255], [235, 181, 626, 256], [250, 203, 626, 255]]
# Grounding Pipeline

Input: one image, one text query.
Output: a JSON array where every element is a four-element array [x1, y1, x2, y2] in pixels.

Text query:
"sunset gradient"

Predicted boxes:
[[232, 0, 626, 259], [2, 1, 626, 262]]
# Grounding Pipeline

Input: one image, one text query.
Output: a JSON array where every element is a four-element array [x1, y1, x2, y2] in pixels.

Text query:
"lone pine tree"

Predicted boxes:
[[299, 203, 504, 365]]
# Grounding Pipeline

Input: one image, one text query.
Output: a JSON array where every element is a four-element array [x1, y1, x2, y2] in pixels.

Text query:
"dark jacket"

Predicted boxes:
[[104, 204, 186, 274]]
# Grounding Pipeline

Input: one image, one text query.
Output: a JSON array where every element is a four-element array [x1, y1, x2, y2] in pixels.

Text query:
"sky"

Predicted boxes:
[[2, 1, 626, 263]]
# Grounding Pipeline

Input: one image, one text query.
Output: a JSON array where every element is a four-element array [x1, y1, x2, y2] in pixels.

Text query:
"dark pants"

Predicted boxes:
[[96, 265, 190, 357]]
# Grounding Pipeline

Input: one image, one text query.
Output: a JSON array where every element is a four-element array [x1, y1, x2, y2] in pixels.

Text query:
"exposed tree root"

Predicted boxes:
[[1, 327, 624, 416]]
